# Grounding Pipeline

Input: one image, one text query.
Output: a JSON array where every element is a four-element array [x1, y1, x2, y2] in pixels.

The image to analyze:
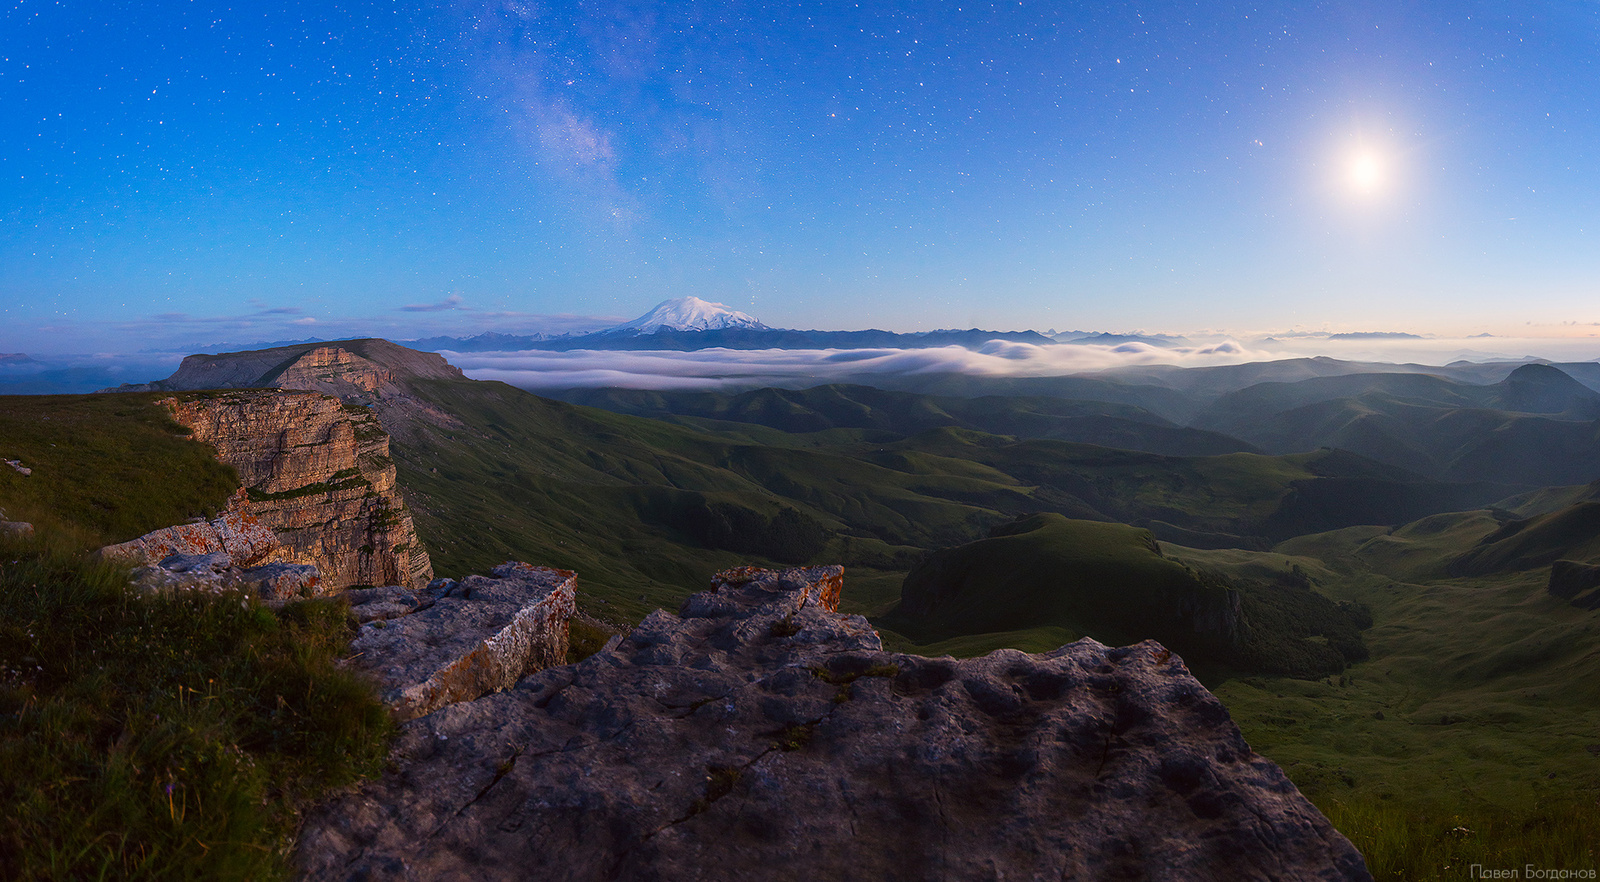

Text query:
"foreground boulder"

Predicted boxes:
[[297, 565, 1369, 881], [345, 562, 577, 722]]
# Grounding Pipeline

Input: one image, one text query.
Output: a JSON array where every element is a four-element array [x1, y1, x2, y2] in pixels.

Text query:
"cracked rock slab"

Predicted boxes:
[[346, 562, 576, 722], [296, 565, 1370, 881]]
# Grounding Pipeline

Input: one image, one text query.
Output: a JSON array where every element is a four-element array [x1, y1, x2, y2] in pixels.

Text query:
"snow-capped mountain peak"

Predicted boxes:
[[611, 297, 767, 334]]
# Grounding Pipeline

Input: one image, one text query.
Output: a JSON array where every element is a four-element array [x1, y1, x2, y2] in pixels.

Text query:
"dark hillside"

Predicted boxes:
[[882, 513, 1369, 678], [1449, 485, 1600, 576], [1192, 367, 1600, 486], [558, 383, 1256, 456]]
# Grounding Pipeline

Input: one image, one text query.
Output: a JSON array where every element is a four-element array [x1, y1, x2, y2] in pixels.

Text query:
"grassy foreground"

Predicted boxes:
[[0, 537, 392, 880]]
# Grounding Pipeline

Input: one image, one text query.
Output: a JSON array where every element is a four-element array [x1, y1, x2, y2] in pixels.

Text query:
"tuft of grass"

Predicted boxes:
[[772, 721, 816, 752], [1321, 794, 1600, 881], [0, 534, 392, 880], [566, 613, 621, 664], [810, 661, 901, 702]]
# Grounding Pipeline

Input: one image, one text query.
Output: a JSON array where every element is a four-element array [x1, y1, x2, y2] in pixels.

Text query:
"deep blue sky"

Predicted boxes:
[[3, 1, 1599, 352]]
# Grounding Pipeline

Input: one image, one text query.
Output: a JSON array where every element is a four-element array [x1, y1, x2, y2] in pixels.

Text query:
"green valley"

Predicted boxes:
[[6, 339, 1600, 878]]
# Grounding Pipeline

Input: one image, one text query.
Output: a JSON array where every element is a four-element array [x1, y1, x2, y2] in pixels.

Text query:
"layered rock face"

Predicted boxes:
[[345, 563, 577, 722], [296, 565, 1370, 881], [161, 390, 432, 590]]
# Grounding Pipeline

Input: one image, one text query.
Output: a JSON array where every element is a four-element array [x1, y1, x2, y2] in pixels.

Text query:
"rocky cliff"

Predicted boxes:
[[156, 390, 432, 590], [296, 565, 1370, 881], [118, 338, 467, 442]]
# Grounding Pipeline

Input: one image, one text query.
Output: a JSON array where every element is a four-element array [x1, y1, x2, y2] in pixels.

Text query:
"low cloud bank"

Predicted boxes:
[[1245, 335, 1600, 365], [447, 339, 1277, 392], [447, 335, 1600, 393]]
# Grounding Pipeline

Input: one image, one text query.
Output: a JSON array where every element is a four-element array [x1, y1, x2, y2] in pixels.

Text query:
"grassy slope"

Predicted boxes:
[[0, 537, 391, 880], [0, 393, 238, 547], [390, 378, 1507, 626], [877, 512, 1369, 678], [1168, 521, 1600, 878], [557, 382, 1258, 456]]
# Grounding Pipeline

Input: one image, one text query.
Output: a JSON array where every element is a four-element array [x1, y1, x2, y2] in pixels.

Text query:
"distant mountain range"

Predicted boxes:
[[405, 297, 1058, 352]]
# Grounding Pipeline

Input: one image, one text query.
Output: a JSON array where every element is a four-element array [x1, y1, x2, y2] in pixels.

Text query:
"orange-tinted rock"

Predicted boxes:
[[266, 346, 395, 395], [712, 564, 843, 611], [99, 489, 283, 568], [159, 390, 432, 590]]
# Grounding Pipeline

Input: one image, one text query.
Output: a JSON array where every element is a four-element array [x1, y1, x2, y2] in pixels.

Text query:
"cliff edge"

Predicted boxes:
[[163, 390, 433, 590], [296, 565, 1369, 881], [102, 389, 432, 591]]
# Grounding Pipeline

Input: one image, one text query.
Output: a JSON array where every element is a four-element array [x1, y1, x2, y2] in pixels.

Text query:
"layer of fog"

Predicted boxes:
[[448, 336, 1600, 393]]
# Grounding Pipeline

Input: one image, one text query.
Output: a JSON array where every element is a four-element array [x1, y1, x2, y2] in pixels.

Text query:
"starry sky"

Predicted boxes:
[[3, 0, 1600, 354]]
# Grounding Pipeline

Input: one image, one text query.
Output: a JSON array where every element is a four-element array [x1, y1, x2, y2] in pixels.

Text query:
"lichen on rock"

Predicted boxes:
[[344, 562, 577, 722]]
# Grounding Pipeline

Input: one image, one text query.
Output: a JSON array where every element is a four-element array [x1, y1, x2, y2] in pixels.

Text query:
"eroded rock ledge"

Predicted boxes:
[[296, 565, 1370, 881], [101, 389, 432, 593]]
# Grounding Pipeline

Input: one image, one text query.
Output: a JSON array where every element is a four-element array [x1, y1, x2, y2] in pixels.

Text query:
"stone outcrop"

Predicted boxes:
[[296, 565, 1370, 881], [344, 562, 576, 722], [129, 552, 321, 602], [100, 488, 283, 568], [158, 390, 432, 590]]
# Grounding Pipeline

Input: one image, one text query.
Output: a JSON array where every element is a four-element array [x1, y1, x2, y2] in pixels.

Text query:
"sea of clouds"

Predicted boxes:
[[450, 339, 1274, 391], [445, 335, 1600, 393]]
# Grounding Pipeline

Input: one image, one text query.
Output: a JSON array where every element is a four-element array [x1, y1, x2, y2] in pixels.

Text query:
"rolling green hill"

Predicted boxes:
[[390, 374, 1521, 621], [1448, 483, 1600, 577], [557, 383, 1257, 456], [1191, 365, 1600, 486], [877, 512, 1370, 678]]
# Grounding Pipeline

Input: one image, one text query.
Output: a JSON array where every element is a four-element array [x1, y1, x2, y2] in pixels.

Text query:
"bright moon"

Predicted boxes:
[[1347, 150, 1386, 196]]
